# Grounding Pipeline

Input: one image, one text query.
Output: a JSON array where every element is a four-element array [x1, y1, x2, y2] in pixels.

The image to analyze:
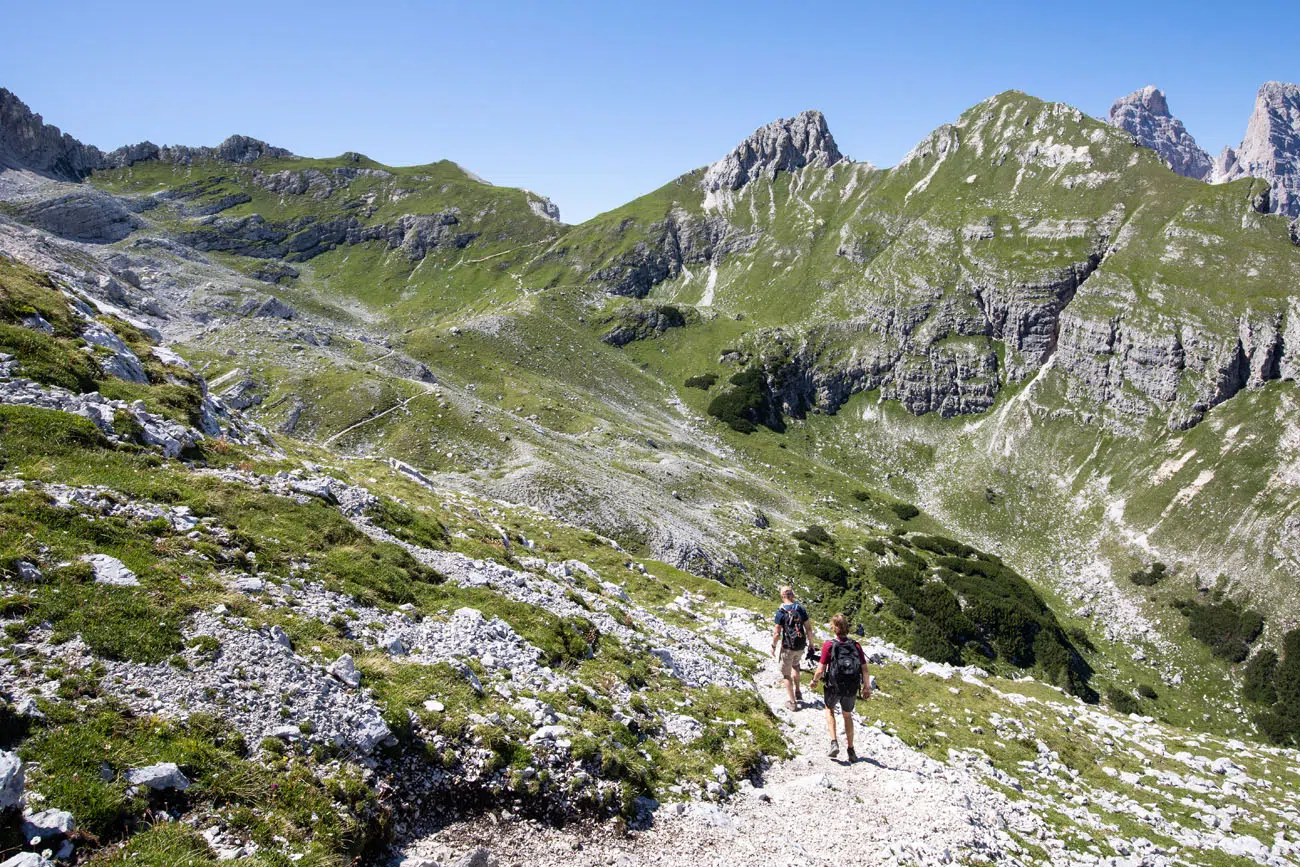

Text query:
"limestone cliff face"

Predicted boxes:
[[1107, 86, 1212, 180], [177, 209, 477, 262], [701, 110, 843, 194], [587, 209, 760, 297], [1213, 81, 1300, 217], [0, 88, 109, 178]]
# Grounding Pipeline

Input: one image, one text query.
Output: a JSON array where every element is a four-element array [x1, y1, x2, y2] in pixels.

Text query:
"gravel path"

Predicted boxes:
[[398, 629, 1045, 867]]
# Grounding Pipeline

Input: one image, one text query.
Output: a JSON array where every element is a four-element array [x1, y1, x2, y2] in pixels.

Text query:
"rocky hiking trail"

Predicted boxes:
[[398, 627, 1045, 867]]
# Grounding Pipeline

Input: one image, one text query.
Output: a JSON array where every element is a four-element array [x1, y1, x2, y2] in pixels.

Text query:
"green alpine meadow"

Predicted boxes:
[[1, 46, 1300, 866]]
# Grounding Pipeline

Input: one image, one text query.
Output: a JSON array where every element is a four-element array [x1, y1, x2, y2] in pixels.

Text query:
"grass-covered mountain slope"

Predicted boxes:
[[1, 85, 1300, 864]]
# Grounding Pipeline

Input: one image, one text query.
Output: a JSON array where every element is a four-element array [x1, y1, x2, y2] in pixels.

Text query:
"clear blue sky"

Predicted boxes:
[[3, 0, 1296, 223]]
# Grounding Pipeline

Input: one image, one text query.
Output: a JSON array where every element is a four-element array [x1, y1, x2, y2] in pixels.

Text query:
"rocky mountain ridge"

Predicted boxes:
[[1104, 80, 1300, 221], [0, 88, 292, 181]]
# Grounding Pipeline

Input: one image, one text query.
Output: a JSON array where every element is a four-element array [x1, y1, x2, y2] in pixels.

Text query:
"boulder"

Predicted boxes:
[[0, 751, 23, 810], [328, 654, 362, 688], [234, 576, 264, 594], [125, 762, 190, 791], [251, 297, 295, 320], [452, 847, 498, 867], [81, 554, 139, 587], [0, 854, 53, 867], [21, 808, 74, 840]]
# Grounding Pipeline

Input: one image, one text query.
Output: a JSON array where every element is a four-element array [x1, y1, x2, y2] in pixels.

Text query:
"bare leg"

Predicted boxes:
[[824, 704, 838, 741], [784, 675, 796, 706], [843, 711, 855, 750], [792, 669, 802, 702]]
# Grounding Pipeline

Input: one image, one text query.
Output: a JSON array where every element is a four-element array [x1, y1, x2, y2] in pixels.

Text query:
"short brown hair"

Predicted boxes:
[[831, 613, 848, 637], [779, 586, 794, 601]]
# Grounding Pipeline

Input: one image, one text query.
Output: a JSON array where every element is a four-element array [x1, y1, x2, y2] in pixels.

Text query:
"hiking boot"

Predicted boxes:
[[828, 740, 839, 758], [846, 747, 858, 763], [795, 687, 803, 702], [786, 699, 797, 712]]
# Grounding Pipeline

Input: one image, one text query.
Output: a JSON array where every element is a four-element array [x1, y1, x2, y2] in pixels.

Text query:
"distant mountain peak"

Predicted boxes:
[[1215, 81, 1300, 217], [1107, 85, 1211, 180], [702, 110, 843, 194]]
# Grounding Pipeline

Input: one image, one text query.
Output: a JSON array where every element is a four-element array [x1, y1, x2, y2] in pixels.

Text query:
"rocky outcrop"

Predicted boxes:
[[252, 165, 393, 200], [0, 88, 109, 179], [1213, 81, 1300, 217], [1053, 296, 1293, 431], [14, 189, 141, 243], [528, 196, 562, 222], [1107, 86, 1212, 180], [589, 210, 759, 297], [601, 304, 688, 346], [1, 87, 293, 182], [702, 110, 843, 193], [177, 209, 476, 263]]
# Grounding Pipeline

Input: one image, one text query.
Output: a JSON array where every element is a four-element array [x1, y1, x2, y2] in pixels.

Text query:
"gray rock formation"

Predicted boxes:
[[14, 190, 141, 243], [601, 305, 688, 345], [702, 110, 843, 193], [1107, 86, 1212, 179], [0, 88, 108, 179], [177, 210, 476, 264], [1213, 81, 1300, 217], [125, 762, 190, 791], [588, 210, 760, 297], [528, 196, 562, 222], [81, 553, 140, 586], [21, 809, 74, 841], [1, 87, 293, 182], [0, 750, 22, 810]]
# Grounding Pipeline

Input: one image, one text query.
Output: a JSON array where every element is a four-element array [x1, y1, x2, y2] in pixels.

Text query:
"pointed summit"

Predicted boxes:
[[702, 110, 843, 193], [1107, 85, 1212, 180], [1213, 81, 1300, 217]]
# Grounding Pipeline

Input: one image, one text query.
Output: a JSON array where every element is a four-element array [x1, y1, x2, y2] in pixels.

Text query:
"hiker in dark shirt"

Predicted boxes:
[[771, 586, 815, 711], [810, 613, 870, 762]]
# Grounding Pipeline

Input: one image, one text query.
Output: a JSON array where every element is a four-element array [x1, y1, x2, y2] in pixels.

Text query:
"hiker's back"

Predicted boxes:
[[826, 637, 863, 694]]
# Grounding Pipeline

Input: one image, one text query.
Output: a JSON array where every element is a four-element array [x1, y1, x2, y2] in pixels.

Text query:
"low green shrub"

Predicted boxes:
[[684, 373, 718, 390], [706, 368, 779, 434], [1129, 562, 1168, 587], [889, 502, 920, 521], [1183, 598, 1264, 662], [1107, 687, 1141, 716], [792, 524, 832, 546]]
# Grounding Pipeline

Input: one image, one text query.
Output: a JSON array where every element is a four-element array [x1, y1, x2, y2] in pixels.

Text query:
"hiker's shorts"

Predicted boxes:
[[779, 648, 804, 679], [824, 690, 857, 713]]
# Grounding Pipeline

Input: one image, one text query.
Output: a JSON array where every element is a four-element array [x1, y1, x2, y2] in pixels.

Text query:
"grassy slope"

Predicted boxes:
[[59, 91, 1300, 736]]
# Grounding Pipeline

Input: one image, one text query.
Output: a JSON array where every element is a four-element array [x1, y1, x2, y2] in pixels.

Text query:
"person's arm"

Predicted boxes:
[[809, 641, 830, 687], [771, 621, 782, 658]]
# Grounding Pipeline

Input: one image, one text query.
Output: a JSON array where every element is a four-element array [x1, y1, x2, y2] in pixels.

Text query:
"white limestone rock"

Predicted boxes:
[[1107, 85, 1212, 179]]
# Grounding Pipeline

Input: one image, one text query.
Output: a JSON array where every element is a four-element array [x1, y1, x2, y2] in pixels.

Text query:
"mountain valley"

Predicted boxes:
[[0, 80, 1298, 865]]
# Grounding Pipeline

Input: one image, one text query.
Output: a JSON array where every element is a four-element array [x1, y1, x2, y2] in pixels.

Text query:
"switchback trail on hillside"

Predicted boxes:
[[397, 627, 1048, 867]]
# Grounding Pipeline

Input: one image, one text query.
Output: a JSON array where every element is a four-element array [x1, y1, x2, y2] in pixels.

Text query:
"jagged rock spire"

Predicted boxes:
[[1107, 85, 1212, 180], [702, 110, 843, 193], [1214, 81, 1300, 217]]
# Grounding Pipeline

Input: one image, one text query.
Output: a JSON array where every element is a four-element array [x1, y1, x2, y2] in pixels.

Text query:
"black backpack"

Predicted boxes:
[[778, 604, 807, 651], [826, 638, 863, 694]]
